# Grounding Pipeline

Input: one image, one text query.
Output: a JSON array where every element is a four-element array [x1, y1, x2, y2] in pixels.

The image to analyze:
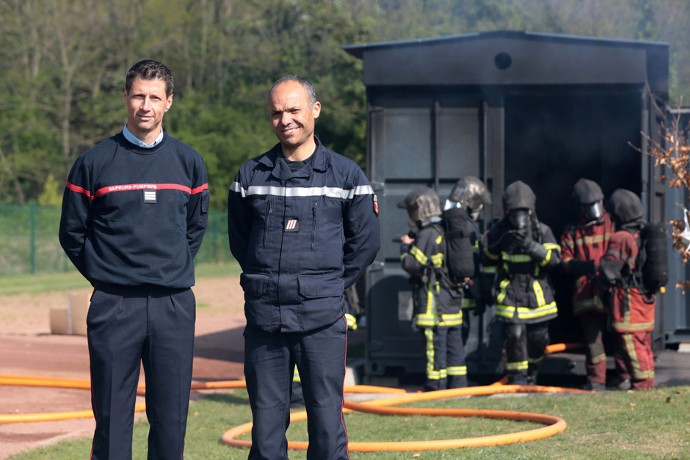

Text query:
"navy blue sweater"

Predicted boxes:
[[59, 132, 209, 288]]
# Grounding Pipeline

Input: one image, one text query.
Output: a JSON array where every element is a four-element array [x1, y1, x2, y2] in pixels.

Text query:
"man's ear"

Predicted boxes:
[[312, 100, 321, 119]]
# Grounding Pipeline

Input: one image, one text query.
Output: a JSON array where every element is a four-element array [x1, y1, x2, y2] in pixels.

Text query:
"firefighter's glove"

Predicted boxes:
[[509, 228, 531, 249], [599, 263, 623, 288], [345, 313, 358, 330], [568, 260, 595, 277], [525, 241, 547, 261]]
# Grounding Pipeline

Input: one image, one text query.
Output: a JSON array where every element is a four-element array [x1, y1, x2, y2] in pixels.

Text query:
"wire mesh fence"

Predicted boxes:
[[0, 204, 233, 275]]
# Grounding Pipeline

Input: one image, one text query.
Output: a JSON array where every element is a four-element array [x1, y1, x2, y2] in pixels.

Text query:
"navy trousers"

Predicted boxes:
[[87, 284, 196, 460], [244, 317, 348, 460]]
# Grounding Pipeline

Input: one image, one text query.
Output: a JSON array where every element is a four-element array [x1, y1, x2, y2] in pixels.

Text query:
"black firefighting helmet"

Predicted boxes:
[[397, 187, 442, 226], [447, 175, 492, 221], [503, 181, 536, 230], [573, 178, 605, 224], [608, 189, 642, 226]]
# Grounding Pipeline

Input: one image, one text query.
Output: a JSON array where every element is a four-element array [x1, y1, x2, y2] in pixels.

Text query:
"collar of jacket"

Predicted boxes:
[[259, 138, 330, 181]]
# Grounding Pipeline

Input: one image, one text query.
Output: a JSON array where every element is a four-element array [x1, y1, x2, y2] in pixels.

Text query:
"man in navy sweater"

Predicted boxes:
[[59, 60, 209, 460]]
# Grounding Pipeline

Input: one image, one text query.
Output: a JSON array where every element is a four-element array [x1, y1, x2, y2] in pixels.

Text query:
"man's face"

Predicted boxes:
[[124, 77, 172, 142], [268, 80, 321, 150]]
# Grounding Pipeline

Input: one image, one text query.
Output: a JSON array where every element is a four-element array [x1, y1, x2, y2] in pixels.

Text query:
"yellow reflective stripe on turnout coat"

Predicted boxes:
[[401, 223, 463, 327], [483, 220, 561, 324]]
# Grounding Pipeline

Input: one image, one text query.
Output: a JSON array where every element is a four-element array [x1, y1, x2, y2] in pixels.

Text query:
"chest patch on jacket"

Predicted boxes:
[[285, 217, 300, 232], [143, 189, 157, 203]]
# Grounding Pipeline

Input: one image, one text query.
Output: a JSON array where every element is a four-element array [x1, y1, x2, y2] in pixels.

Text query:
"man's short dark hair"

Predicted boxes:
[[125, 60, 174, 97], [269, 75, 317, 107]]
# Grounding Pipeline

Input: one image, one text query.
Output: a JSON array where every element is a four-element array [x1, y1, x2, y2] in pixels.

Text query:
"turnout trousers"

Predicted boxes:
[[420, 325, 467, 391], [503, 322, 549, 384], [87, 284, 196, 460], [578, 311, 608, 386], [613, 330, 655, 390], [244, 317, 349, 460]]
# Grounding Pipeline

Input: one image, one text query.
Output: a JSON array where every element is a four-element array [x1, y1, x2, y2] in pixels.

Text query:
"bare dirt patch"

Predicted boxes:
[[0, 276, 246, 459]]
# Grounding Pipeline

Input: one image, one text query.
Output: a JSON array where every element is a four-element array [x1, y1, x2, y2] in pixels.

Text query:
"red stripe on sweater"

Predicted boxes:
[[65, 181, 92, 198], [191, 183, 209, 194], [93, 183, 196, 198]]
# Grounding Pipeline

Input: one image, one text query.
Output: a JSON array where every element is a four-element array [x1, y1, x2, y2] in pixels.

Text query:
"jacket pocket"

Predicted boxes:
[[240, 272, 271, 300], [298, 272, 344, 299]]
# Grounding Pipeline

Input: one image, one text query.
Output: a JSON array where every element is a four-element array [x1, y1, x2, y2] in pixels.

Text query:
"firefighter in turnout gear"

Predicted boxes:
[[482, 181, 561, 385], [399, 188, 468, 391], [443, 176, 492, 344], [600, 189, 656, 390], [560, 179, 613, 391]]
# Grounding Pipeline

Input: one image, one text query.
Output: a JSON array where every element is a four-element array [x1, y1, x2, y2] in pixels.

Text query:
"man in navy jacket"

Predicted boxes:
[[228, 75, 380, 460]]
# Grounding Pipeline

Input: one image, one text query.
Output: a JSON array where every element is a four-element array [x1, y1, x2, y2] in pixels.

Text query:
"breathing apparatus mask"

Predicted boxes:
[[572, 179, 605, 225], [580, 200, 604, 225], [468, 204, 483, 221], [508, 208, 531, 230]]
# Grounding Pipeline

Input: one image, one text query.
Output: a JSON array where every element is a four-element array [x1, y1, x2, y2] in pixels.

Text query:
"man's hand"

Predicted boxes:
[[401, 234, 415, 245]]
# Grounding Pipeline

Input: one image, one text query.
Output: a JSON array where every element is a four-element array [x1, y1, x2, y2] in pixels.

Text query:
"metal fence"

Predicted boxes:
[[0, 204, 233, 275]]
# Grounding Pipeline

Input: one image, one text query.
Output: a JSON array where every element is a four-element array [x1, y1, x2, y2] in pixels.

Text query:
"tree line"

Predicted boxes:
[[1, 0, 689, 210]]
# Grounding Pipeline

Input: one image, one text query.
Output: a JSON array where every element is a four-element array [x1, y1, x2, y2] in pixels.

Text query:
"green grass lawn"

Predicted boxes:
[[5, 266, 689, 459], [9, 386, 690, 459], [0, 261, 241, 296]]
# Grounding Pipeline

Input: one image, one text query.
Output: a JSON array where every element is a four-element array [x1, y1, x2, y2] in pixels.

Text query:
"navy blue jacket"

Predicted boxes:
[[59, 132, 209, 288], [227, 141, 380, 333]]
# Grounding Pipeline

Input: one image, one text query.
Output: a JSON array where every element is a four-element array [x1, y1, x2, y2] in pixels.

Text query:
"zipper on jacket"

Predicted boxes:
[[311, 202, 318, 250], [264, 198, 272, 248]]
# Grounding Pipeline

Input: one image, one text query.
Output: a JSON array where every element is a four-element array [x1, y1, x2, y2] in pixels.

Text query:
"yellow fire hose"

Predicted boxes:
[[0, 343, 586, 451], [220, 383, 584, 451]]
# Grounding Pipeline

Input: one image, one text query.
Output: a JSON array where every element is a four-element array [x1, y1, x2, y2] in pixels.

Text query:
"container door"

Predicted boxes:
[[365, 93, 483, 381], [504, 89, 643, 349]]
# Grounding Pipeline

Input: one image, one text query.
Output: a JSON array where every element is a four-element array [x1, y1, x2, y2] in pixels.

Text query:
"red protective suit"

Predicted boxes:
[[601, 229, 655, 390], [561, 213, 613, 387]]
